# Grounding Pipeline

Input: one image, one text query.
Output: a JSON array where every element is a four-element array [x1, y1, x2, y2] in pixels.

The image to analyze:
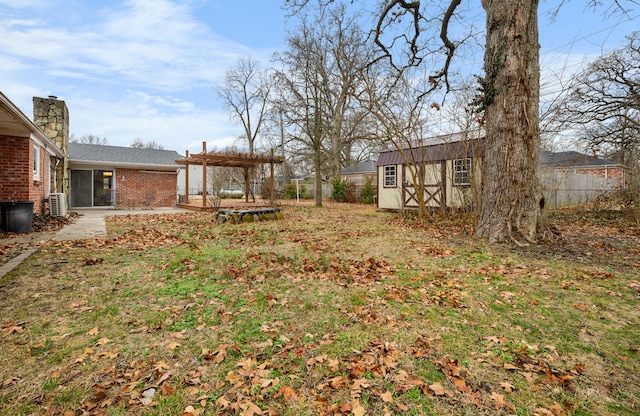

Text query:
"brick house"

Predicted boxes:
[[0, 92, 66, 215], [540, 151, 627, 186], [69, 143, 182, 208], [540, 150, 628, 208]]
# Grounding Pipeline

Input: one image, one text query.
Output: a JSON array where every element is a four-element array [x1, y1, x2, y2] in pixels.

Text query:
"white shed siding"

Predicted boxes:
[[377, 164, 403, 210]]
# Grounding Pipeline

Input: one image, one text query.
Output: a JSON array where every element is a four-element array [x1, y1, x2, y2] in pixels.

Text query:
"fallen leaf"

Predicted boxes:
[[351, 400, 366, 416], [95, 337, 112, 346], [378, 390, 393, 403], [3, 377, 19, 387], [550, 402, 566, 416], [161, 382, 175, 396], [181, 405, 205, 415], [490, 391, 505, 409], [216, 396, 230, 409], [7, 325, 23, 334], [240, 400, 263, 416], [429, 382, 447, 396], [500, 381, 515, 392], [453, 378, 471, 393], [166, 342, 181, 351], [274, 385, 298, 402], [139, 388, 156, 406]]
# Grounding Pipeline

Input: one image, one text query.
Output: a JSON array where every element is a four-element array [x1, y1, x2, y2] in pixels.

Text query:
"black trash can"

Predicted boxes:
[[1, 201, 34, 234]]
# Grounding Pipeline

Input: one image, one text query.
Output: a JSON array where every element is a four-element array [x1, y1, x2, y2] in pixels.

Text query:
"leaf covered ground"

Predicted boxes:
[[0, 202, 638, 415]]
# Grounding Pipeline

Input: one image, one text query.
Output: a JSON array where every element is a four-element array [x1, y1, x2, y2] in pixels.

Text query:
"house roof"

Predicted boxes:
[[377, 130, 486, 166], [69, 143, 183, 170], [341, 160, 377, 175], [541, 151, 621, 168], [0, 91, 65, 158]]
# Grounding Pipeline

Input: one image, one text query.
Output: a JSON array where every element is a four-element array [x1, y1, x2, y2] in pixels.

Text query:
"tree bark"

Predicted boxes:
[[476, 0, 554, 244]]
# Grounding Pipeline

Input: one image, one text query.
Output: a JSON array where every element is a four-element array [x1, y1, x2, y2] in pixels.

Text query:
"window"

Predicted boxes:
[[454, 158, 471, 186], [33, 145, 41, 180], [384, 165, 396, 187]]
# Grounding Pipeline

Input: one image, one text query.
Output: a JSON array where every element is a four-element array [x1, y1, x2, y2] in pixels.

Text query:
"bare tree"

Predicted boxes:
[[71, 134, 108, 145], [362, 66, 438, 218], [216, 57, 272, 156], [287, 0, 636, 244], [558, 32, 640, 222], [130, 138, 164, 150], [275, 19, 329, 207], [318, 6, 374, 178], [275, 6, 375, 206]]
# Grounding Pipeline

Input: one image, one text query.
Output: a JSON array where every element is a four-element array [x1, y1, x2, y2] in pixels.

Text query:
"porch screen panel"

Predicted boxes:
[[93, 170, 113, 206], [70, 170, 93, 207]]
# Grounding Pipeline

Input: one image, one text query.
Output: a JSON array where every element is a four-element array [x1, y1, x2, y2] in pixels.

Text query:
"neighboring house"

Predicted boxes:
[[376, 131, 485, 211], [69, 143, 182, 208], [340, 160, 376, 185], [540, 150, 628, 208], [0, 92, 66, 215]]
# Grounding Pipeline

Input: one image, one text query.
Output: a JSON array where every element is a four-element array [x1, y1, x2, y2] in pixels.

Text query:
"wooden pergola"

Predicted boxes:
[[175, 142, 284, 208]]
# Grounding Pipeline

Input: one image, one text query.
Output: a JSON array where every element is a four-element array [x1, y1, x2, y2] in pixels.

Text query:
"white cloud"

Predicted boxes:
[[67, 90, 238, 153], [0, 0, 42, 7], [0, 0, 259, 92]]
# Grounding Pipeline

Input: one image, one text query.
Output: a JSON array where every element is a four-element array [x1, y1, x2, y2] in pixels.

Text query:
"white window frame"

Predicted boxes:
[[453, 158, 471, 186], [33, 144, 41, 180], [383, 165, 396, 187]]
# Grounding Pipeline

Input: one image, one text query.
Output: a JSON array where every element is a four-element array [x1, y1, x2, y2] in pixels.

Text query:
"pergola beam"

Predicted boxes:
[[176, 142, 284, 207]]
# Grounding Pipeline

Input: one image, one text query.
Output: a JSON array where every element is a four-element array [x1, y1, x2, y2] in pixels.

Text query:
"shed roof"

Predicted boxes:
[[69, 143, 182, 169], [377, 131, 486, 166], [540, 151, 621, 168]]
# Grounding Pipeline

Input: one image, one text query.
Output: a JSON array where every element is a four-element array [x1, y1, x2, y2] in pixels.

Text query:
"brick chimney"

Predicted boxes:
[[33, 96, 69, 194]]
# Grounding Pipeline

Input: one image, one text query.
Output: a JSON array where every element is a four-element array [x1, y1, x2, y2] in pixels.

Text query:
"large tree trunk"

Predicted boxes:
[[476, 0, 555, 244]]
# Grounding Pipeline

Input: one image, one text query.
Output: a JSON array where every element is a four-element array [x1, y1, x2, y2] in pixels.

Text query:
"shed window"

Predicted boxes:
[[454, 158, 471, 186], [384, 165, 396, 187]]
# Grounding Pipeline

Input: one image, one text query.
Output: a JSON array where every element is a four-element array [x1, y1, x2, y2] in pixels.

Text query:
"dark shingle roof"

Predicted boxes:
[[69, 143, 182, 168], [341, 160, 377, 175], [541, 151, 620, 168]]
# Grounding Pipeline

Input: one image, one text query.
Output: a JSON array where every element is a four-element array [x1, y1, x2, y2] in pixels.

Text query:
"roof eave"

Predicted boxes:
[[69, 159, 180, 170], [0, 92, 65, 158]]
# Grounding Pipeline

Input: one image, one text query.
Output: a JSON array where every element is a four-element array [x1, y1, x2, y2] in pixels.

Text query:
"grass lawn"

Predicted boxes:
[[0, 201, 638, 415]]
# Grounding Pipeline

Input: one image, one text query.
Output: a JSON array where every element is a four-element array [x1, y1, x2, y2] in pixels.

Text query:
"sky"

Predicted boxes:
[[1, 0, 638, 155]]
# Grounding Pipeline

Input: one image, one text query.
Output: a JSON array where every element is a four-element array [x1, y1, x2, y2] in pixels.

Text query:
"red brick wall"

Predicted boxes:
[[115, 168, 177, 207], [0, 136, 30, 202], [575, 167, 626, 188], [0, 136, 53, 214]]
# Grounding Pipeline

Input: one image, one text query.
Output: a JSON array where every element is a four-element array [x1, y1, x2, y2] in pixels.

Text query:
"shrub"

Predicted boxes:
[[282, 183, 309, 199], [360, 176, 376, 204], [345, 181, 357, 203], [331, 177, 347, 202]]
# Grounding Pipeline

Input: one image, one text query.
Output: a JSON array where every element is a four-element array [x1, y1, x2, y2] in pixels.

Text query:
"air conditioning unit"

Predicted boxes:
[[50, 193, 67, 217]]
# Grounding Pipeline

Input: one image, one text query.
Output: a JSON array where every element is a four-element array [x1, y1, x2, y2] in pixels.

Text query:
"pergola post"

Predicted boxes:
[[244, 167, 249, 203], [270, 148, 275, 201], [202, 142, 207, 207], [184, 150, 190, 204], [175, 148, 283, 210]]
